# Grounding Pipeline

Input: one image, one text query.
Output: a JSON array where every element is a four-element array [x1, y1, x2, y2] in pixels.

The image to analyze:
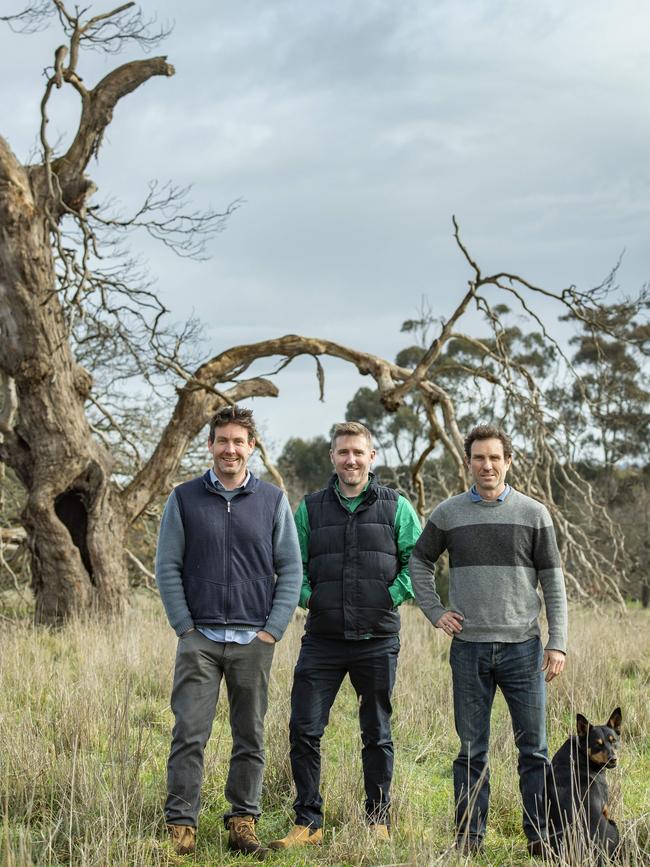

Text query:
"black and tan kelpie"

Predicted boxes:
[[546, 707, 622, 862]]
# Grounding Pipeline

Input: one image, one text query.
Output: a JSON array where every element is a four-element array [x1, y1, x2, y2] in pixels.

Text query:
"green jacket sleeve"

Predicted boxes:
[[389, 495, 422, 607], [294, 499, 312, 609]]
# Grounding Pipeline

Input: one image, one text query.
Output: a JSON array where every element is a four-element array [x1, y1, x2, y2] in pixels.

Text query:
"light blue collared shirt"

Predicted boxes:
[[469, 483, 511, 503], [198, 468, 258, 645], [208, 468, 250, 492]]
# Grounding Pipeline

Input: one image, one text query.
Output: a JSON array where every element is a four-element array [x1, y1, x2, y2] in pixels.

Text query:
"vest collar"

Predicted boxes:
[[202, 469, 258, 495], [328, 472, 378, 508]]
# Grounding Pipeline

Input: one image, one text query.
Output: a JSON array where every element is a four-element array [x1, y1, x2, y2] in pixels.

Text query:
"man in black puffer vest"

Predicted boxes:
[[270, 422, 422, 850]]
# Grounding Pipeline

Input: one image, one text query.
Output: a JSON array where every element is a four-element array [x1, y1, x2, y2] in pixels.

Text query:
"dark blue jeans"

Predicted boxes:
[[289, 633, 399, 829], [450, 637, 548, 845]]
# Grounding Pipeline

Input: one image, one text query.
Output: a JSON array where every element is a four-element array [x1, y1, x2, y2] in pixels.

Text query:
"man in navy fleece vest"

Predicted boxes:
[[156, 405, 301, 859]]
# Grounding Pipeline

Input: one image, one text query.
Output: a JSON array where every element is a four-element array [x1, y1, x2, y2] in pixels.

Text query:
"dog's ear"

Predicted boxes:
[[576, 714, 590, 737], [607, 707, 622, 734]]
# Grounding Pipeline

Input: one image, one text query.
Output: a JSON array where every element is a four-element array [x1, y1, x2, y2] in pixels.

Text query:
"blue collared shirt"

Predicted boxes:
[[208, 468, 250, 492], [469, 483, 511, 503]]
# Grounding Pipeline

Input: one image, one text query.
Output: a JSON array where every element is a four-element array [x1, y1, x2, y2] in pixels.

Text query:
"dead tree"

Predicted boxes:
[[0, 2, 634, 623], [0, 1, 240, 623]]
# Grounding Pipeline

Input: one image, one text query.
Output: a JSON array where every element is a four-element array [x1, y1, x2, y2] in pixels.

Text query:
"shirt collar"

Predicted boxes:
[[335, 473, 373, 500], [470, 483, 511, 503], [209, 468, 250, 491]]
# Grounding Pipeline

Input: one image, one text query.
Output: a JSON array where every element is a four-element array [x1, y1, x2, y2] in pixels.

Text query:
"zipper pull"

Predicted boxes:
[[227, 501, 231, 513]]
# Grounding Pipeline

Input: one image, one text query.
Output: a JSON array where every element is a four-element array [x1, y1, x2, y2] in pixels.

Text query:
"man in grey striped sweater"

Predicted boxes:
[[410, 425, 567, 857]]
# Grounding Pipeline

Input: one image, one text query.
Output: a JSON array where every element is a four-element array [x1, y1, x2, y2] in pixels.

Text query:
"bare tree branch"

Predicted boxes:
[[52, 0, 169, 64], [124, 547, 156, 593], [86, 392, 143, 468], [52, 56, 175, 192], [0, 372, 19, 514], [89, 183, 239, 259], [0, 2, 53, 33], [0, 372, 18, 437], [384, 220, 482, 409], [254, 434, 286, 492]]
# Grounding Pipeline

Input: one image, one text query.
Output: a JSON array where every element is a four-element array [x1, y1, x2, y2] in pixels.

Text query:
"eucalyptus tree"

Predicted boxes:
[[567, 293, 649, 479]]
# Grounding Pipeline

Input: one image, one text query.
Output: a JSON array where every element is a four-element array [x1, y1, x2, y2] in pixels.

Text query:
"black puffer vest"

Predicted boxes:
[[305, 475, 400, 639], [174, 471, 282, 628]]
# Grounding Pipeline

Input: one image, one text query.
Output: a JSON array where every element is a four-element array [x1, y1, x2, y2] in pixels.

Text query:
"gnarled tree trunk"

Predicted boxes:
[[0, 146, 129, 622]]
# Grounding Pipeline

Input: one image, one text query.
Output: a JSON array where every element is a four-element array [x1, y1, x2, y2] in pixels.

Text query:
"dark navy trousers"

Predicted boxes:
[[450, 636, 548, 845], [289, 633, 400, 828]]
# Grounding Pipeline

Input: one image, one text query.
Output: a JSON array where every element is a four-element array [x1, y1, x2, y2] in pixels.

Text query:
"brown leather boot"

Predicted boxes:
[[269, 824, 323, 849], [227, 816, 269, 860], [166, 823, 196, 855]]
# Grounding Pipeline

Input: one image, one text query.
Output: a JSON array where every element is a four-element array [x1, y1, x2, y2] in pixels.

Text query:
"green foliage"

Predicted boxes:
[[344, 387, 386, 435], [561, 294, 650, 470], [277, 436, 332, 505]]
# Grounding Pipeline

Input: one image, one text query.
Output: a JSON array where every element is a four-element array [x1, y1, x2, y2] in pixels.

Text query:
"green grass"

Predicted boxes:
[[0, 597, 648, 865]]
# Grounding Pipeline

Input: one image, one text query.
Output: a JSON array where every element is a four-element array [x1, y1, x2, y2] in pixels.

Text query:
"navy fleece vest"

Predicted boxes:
[[174, 471, 282, 628], [305, 476, 400, 639]]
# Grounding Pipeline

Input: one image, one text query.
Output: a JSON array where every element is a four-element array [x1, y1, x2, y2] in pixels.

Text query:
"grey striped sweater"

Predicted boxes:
[[409, 489, 568, 652]]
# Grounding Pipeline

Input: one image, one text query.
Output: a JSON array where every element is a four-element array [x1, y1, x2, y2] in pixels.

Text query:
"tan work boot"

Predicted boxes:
[[369, 823, 390, 842], [269, 823, 323, 849], [227, 816, 269, 860], [166, 823, 196, 855]]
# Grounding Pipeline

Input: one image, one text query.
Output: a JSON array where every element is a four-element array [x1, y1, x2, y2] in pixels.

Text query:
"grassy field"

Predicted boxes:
[[0, 596, 648, 866]]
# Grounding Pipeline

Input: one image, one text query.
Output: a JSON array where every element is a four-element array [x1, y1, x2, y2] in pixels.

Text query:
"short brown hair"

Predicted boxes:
[[464, 424, 513, 460], [209, 405, 257, 443], [330, 421, 374, 450]]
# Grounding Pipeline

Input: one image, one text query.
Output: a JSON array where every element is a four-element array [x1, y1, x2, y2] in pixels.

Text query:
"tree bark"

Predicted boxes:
[[0, 20, 180, 623], [1, 142, 129, 623]]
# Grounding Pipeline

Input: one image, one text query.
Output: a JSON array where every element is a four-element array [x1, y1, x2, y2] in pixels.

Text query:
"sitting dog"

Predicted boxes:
[[546, 708, 622, 862]]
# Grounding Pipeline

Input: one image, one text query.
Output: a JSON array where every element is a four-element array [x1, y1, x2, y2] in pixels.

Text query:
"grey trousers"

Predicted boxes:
[[164, 629, 275, 827]]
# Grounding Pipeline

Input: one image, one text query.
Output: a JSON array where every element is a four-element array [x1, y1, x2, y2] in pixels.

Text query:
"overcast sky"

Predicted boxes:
[[2, 0, 649, 457]]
